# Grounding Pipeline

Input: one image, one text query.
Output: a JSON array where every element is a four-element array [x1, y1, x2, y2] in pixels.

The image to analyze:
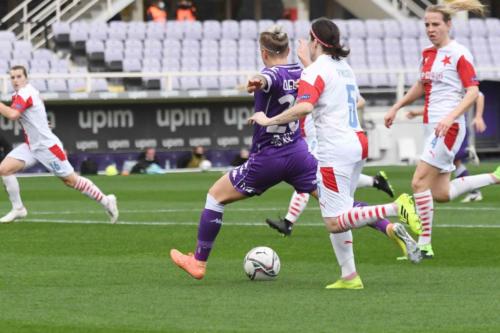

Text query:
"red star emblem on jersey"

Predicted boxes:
[[441, 55, 452, 65]]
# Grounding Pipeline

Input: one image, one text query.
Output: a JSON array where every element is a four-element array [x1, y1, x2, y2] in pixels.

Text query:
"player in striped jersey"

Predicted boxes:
[[0, 66, 119, 224], [385, 1, 500, 258]]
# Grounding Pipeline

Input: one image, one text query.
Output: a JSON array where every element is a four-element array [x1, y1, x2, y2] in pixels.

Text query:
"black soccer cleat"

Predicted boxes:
[[265, 217, 293, 237], [373, 171, 395, 198]]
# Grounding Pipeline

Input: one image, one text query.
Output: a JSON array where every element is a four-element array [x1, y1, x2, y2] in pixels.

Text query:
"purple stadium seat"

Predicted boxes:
[[366, 20, 384, 38], [0, 59, 9, 72], [181, 57, 199, 71], [219, 76, 238, 89], [91, 78, 109, 92], [105, 48, 123, 64], [125, 48, 143, 60], [47, 79, 67, 92], [108, 24, 127, 40], [89, 22, 108, 40], [294, 20, 310, 39], [143, 58, 161, 70], [485, 18, 500, 37], [240, 20, 258, 40], [0, 31, 16, 42], [86, 39, 105, 60], [238, 56, 256, 71], [166, 21, 184, 40], [184, 21, 202, 40], [180, 77, 200, 90], [347, 20, 366, 39], [382, 20, 401, 38], [10, 59, 30, 70], [202, 20, 221, 40], [277, 20, 294, 39], [146, 22, 166, 40], [30, 59, 50, 71], [68, 78, 86, 92], [32, 48, 54, 61], [221, 20, 239, 40], [30, 79, 47, 92], [333, 20, 348, 38], [106, 39, 123, 51], [400, 19, 419, 38], [200, 76, 219, 90], [128, 22, 146, 40], [258, 20, 274, 33], [452, 20, 470, 38], [162, 58, 180, 71], [0, 48, 11, 60], [123, 58, 141, 72], [469, 19, 487, 38], [219, 57, 237, 70]]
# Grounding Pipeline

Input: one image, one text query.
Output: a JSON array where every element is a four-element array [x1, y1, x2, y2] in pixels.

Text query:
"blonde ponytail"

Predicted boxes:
[[427, 0, 486, 21]]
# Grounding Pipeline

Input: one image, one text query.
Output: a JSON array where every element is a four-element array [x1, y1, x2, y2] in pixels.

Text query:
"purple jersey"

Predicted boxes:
[[251, 63, 306, 156]]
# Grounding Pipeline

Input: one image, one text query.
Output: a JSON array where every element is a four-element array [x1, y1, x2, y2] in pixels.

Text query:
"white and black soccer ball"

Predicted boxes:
[[243, 246, 280, 281], [199, 159, 212, 171]]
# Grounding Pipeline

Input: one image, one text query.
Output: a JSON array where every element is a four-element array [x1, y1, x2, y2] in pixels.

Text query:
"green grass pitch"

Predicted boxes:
[[0, 164, 499, 332]]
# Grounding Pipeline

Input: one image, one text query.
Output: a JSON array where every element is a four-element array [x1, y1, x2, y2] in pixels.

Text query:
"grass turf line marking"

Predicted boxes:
[[14, 218, 500, 228], [28, 206, 500, 215]]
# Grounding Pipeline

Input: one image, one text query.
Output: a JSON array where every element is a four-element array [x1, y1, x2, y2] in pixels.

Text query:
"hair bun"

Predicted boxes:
[[266, 24, 286, 39]]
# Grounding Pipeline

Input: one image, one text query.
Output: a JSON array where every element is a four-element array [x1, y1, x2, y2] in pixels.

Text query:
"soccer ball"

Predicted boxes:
[[243, 246, 280, 281], [199, 159, 212, 171]]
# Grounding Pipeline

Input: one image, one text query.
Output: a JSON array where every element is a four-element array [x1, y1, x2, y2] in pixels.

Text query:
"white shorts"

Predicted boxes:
[[420, 122, 466, 173], [304, 135, 318, 159], [316, 159, 365, 218], [8, 143, 74, 177]]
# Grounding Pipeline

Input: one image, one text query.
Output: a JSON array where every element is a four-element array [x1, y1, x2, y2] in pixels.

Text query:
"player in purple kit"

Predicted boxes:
[[170, 25, 318, 280]]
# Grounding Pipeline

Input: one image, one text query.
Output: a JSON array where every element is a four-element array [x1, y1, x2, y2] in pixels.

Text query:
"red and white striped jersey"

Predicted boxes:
[[296, 54, 366, 164], [420, 40, 479, 125], [11, 83, 60, 149]]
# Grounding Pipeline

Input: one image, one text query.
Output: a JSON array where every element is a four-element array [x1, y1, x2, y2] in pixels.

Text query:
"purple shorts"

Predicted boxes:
[[229, 148, 317, 196]]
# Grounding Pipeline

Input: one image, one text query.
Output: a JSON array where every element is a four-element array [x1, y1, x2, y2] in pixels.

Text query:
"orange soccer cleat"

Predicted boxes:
[[170, 249, 207, 280]]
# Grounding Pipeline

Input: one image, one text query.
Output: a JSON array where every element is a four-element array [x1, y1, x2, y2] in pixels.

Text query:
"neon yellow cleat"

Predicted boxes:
[[395, 193, 422, 235], [420, 244, 434, 259], [492, 166, 500, 183], [325, 275, 364, 290]]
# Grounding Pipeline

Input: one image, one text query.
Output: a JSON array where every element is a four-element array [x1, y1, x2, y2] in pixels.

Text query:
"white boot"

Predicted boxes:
[[0, 207, 28, 223]]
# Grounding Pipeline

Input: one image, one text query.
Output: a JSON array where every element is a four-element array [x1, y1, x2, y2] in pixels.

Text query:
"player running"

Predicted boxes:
[[384, 0, 500, 258], [249, 19, 422, 289], [170, 25, 421, 287], [406, 91, 487, 203], [0, 66, 119, 224]]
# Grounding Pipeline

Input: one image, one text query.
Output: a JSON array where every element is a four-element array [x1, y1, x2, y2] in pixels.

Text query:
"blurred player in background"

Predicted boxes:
[[0, 66, 119, 223], [406, 91, 486, 202], [250, 19, 422, 289], [384, 0, 500, 259], [0, 133, 26, 222]]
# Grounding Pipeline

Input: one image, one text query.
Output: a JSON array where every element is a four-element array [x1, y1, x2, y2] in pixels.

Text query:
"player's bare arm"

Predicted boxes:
[[435, 86, 479, 137], [472, 92, 486, 133], [385, 80, 424, 128], [249, 102, 313, 126], [246, 75, 267, 93], [0, 102, 22, 121]]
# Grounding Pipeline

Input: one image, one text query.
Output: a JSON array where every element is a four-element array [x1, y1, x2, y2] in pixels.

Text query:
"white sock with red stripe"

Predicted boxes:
[[2, 175, 24, 209], [74, 176, 108, 206], [336, 203, 397, 230], [414, 190, 434, 246], [329, 231, 357, 279], [449, 174, 497, 201], [284, 192, 310, 223], [356, 174, 374, 188]]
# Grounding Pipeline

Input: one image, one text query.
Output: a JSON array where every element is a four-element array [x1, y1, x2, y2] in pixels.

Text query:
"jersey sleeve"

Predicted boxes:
[[456, 52, 479, 88], [260, 68, 278, 93], [10, 87, 33, 113], [296, 69, 325, 105]]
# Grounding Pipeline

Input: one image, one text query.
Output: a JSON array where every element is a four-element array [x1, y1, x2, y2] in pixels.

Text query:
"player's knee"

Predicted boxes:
[[411, 176, 425, 193], [324, 217, 342, 233], [433, 191, 449, 203]]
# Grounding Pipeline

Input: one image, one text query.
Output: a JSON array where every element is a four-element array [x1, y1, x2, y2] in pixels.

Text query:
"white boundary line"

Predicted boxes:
[[12, 218, 500, 228], [25, 206, 500, 215]]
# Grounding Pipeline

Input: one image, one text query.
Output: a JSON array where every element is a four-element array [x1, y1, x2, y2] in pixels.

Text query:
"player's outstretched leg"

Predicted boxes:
[[266, 191, 309, 236], [454, 163, 482, 202], [0, 175, 27, 223], [170, 194, 225, 280], [354, 201, 418, 261], [72, 176, 119, 223], [332, 193, 421, 235]]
